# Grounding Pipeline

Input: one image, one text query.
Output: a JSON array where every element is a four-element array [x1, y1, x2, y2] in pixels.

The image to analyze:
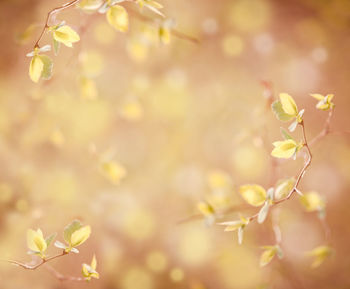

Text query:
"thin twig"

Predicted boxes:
[[128, 8, 199, 44], [34, 0, 81, 48], [45, 264, 84, 282], [176, 204, 253, 225], [2, 250, 68, 270], [272, 210, 282, 244], [309, 108, 350, 146], [248, 121, 312, 222]]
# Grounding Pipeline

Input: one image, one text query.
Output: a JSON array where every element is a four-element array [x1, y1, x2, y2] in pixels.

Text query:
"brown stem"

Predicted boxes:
[[274, 121, 311, 204], [128, 8, 199, 44], [248, 121, 312, 222], [309, 108, 349, 146], [2, 250, 68, 270], [320, 216, 332, 243], [309, 108, 333, 146], [34, 0, 81, 48], [45, 264, 84, 282]]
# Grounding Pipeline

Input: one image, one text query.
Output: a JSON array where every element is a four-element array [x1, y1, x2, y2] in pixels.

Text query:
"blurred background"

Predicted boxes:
[[0, 0, 350, 288]]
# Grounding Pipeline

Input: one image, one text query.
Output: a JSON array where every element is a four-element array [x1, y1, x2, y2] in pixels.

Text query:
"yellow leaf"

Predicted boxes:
[[274, 178, 295, 200], [310, 93, 324, 101], [27, 228, 47, 253], [80, 77, 98, 99], [279, 93, 298, 116], [299, 191, 325, 212], [127, 39, 149, 62], [307, 245, 332, 268], [101, 161, 127, 185], [206, 193, 231, 210], [197, 201, 215, 217], [29, 55, 44, 83], [82, 263, 90, 278], [218, 218, 247, 232], [159, 27, 171, 44], [207, 170, 231, 190], [120, 100, 143, 121], [82, 254, 99, 280], [239, 184, 266, 206], [77, 0, 103, 11], [310, 93, 334, 111], [260, 246, 277, 267], [53, 25, 80, 47], [16, 24, 38, 45], [271, 139, 299, 159], [137, 0, 163, 9], [70, 225, 91, 247], [91, 254, 97, 270], [50, 129, 65, 147], [106, 5, 128, 32]]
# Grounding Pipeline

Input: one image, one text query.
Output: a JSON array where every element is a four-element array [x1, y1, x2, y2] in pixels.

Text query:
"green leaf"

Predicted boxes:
[[53, 38, 60, 55], [280, 127, 293, 140], [260, 246, 277, 267], [45, 232, 57, 247], [38, 55, 53, 80], [276, 245, 284, 259], [318, 208, 326, 219], [63, 220, 83, 244], [271, 100, 294, 122]]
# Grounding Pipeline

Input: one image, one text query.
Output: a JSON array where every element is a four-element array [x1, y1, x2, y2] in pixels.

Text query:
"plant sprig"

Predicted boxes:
[[2, 220, 99, 282]]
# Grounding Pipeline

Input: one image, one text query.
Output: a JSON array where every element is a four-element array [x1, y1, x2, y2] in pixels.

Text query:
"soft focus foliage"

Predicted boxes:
[[239, 184, 266, 206], [0, 0, 350, 288]]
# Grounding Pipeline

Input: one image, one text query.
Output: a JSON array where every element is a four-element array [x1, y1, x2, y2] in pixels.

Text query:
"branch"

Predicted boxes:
[[176, 204, 253, 225], [2, 250, 68, 270], [309, 108, 350, 146], [128, 8, 199, 44], [34, 0, 81, 48], [248, 120, 312, 222], [45, 264, 84, 282]]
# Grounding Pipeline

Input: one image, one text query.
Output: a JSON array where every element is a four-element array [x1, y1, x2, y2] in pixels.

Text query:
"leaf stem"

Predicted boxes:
[[34, 0, 81, 48], [45, 264, 84, 282], [2, 250, 68, 270], [248, 120, 312, 222]]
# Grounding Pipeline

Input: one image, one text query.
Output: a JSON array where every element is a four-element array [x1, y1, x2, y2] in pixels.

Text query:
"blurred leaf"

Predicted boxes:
[[239, 184, 266, 206], [260, 246, 277, 267], [29, 55, 44, 83], [70, 225, 91, 247], [300, 192, 325, 212], [64, 220, 83, 244], [45, 232, 57, 247], [271, 100, 293, 122], [38, 55, 53, 80], [54, 240, 67, 249], [106, 5, 128, 32], [53, 38, 60, 55], [279, 93, 298, 116], [257, 202, 269, 224], [52, 25, 80, 47], [306, 245, 333, 268], [274, 178, 295, 200], [280, 127, 293, 140]]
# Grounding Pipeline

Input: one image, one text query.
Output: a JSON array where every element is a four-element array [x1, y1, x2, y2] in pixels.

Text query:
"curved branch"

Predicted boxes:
[[34, 0, 81, 48], [45, 264, 84, 282], [2, 250, 68, 270], [248, 120, 312, 222]]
